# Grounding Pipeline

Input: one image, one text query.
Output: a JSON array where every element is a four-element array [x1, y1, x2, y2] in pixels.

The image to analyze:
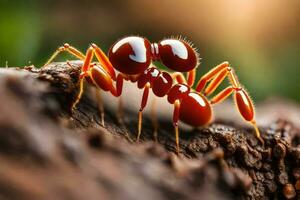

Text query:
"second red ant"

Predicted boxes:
[[45, 36, 263, 155]]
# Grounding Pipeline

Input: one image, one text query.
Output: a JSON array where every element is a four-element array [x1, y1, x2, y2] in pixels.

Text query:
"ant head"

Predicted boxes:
[[109, 36, 152, 75], [157, 38, 199, 72]]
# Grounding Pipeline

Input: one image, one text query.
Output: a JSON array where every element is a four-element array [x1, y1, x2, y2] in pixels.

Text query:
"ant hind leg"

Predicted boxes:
[[205, 65, 264, 144]]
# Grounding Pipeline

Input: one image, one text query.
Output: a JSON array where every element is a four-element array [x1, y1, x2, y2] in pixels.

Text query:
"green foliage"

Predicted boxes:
[[0, 1, 41, 66]]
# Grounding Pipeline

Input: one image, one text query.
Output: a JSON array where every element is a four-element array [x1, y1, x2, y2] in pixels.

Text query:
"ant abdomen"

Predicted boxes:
[[179, 92, 212, 127], [167, 84, 212, 127]]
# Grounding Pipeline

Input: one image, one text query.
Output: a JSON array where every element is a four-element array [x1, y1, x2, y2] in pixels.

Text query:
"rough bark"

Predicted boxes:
[[0, 61, 299, 200]]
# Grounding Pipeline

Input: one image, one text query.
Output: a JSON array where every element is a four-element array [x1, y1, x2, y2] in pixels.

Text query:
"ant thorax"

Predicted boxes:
[[138, 67, 173, 97]]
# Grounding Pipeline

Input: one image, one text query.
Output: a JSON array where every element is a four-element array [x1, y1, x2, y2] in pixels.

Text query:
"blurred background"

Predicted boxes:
[[0, 0, 300, 102]]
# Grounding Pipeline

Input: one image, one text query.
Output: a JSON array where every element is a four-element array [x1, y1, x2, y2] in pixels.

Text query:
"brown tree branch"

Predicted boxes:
[[0, 61, 298, 199]]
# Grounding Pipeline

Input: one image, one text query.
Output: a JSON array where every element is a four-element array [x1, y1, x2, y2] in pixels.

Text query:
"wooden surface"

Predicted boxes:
[[0, 62, 299, 199]]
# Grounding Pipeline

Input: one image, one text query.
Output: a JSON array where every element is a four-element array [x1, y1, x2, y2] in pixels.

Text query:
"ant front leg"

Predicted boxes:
[[137, 83, 151, 142], [91, 71, 124, 125], [45, 43, 85, 66], [203, 65, 264, 144], [46, 44, 93, 109], [91, 43, 116, 80], [70, 47, 95, 110], [72, 44, 118, 110]]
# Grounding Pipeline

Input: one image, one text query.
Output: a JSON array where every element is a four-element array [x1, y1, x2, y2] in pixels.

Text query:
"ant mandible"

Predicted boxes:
[[45, 36, 263, 155]]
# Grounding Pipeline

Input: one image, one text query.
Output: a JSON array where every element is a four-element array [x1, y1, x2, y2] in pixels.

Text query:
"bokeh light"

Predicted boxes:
[[1, 0, 299, 101]]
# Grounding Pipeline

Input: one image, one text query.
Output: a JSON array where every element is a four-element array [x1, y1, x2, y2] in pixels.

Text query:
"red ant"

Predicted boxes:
[[45, 36, 263, 155]]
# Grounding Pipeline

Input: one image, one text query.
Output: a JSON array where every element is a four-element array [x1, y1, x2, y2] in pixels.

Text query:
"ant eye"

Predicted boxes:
[[109, 36, 152, 75], [158, 39, 198, 72]]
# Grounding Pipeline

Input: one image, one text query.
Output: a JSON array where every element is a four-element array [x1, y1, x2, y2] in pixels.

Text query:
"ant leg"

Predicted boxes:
[[210, 86, 234, 104], [171, 72, 187, 84], [206, 67, 264, 144], [137, 83, 151, 142], [204, 67, 229, 96], [173, 99, 181, 155], [110, 73, 124, 97], [90, 70, 124, 124], [195, 61, 229, 92], [187, 68, 196, 86], [91, 43, 116, 80], [72, 76, 85, 110], [69, 44, 118, 115], [88, 69, 123, 126], [170, 67, 196, 86], [109, 73, 125, 124], [117, 96, 125, 124], [71, 47, 94, 109], [171, 68, 196, 86], [170, 68, 196, 87], [45, 43, 85, 66], [66, 61, 85, 110], [46, 42, 116, 81], [117, 75, 125, 124], [151, 97, 159, 142], [95, 89, 105, 126], [210, 86, 263, 144]]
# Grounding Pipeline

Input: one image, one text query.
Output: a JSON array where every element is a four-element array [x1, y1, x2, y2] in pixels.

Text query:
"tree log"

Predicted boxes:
[[0, 61, 299, 200]]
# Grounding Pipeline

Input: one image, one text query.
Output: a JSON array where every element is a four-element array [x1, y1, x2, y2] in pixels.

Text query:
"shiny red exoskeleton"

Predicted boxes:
[[109, 36, 198, 74], [45, 36, 263, 155], [135, 66, 212, 144]]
